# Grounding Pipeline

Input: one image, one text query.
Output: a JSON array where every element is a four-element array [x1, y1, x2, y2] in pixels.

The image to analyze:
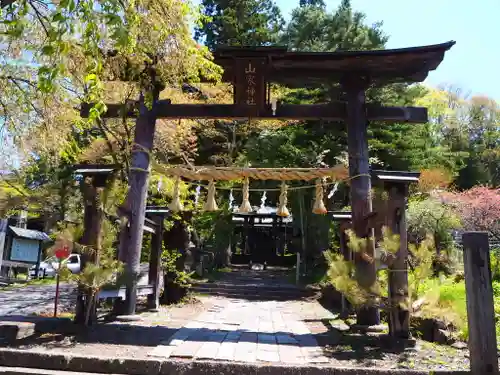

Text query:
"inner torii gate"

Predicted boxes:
[[82, 41, 455, 325]]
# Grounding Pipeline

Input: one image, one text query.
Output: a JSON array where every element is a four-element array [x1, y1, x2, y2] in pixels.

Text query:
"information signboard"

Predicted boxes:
[[10, 238, 39, 263]]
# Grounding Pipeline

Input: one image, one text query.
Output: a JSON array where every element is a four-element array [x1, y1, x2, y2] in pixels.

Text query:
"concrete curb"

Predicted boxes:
[[0, 348, 471, 375]]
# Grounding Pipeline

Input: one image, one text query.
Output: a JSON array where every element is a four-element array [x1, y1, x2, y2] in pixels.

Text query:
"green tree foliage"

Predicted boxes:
[[1, 0, 223, 229], [195, 0, 285, 50], [1, 0, 221, 178], [416, 87, 500, 188]]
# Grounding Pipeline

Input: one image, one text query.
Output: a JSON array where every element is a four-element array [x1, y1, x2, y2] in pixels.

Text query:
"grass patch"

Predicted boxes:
[[0, 276, 57, 290], [27, 277, 57, 286], [416, 277, 500, 343], [32, 311, 75, 319]]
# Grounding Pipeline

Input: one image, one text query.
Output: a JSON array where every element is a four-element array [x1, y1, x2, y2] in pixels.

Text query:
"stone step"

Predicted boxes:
[[0, 366, 123, 375], [192, 285, 313, 296], [193, 281, 304, 291], [191, 288, 316, 301]]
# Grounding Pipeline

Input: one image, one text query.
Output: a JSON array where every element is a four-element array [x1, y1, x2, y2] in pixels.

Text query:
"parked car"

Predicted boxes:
[[29, 253, 81, 278]]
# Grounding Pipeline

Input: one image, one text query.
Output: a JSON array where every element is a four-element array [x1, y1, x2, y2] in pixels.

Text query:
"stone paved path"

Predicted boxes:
[[148, 298, 329, 364]]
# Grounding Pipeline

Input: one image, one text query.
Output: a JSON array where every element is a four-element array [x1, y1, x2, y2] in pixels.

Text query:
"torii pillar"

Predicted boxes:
[[343, 78, 379, 325]]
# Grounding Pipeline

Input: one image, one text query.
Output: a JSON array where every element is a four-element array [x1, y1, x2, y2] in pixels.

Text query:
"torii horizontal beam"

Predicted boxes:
[[81, 102, 428, 123]]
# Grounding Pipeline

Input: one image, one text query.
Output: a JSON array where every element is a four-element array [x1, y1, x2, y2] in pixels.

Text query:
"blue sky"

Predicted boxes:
[[273, 0, 499, 101]]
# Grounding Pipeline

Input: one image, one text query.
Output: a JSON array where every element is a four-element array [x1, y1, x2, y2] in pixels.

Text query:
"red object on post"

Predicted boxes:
[[55, 246, 70, 260]]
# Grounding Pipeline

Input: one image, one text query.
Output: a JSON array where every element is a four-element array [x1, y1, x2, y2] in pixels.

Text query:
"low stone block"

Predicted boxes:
[[256, 350, 280, 362], [329, 320, 350, 332], [234, 349, 257, 363], [0, 322, 35, 343], [196, 342, 221, 359], [148, 345, 174, 358], [217, 342, 236, 360], [172, 340, 204, 358]]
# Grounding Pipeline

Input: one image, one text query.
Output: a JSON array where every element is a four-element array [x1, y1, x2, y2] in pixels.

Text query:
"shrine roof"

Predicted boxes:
[[9, 226, 51, 242], [214, 41, 455, 87]]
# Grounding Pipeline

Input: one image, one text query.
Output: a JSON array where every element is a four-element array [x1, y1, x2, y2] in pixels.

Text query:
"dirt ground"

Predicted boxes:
[[0, 294, 472, 371]]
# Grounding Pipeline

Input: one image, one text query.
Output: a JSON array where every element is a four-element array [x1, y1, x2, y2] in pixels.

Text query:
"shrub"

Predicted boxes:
[[407, 197, 461, 253], [325, 227, 473, 340]]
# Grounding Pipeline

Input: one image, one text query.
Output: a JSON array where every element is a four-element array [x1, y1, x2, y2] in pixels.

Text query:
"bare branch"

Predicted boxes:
[[9, 77, 43, 117], [0, 75, 38, 88], [29, 1, 50, 37]]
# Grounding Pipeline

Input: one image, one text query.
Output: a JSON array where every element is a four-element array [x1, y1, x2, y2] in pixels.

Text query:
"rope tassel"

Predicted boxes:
[[168, 177, 183, 212], [312, 178, 327, 215], [239, 178, 253, 213], [203, 180, 218, 211], [277, 181, 290, 217]]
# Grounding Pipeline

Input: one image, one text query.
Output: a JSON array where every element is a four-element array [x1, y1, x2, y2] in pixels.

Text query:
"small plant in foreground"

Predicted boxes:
[[54, 221, 123, 325], [325, 227, 468, 339]]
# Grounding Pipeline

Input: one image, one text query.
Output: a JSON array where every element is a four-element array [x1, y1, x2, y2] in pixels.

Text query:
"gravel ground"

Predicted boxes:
[[308, 321, 470, 371], [0, 283, 75, 317], [0, 295, 472, 371], [2, 296, 212, 358]]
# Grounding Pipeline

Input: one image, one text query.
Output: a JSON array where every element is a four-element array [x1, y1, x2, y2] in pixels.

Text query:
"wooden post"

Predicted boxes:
[[462, 232, 498, 375], [147, 215, 163, 311], [0, 219, 8, 274], [339, 221, 350, 315], [120, 84, 161, 316], [339, 221, 351, 261], [298, 190, 306, 272], [330, 212, 353, 316], [343, 79, 379, 326], [295, 252, 300, 285], [243, 216, 249, 255], [35, 240, 43, 279], [277, 216, 284, 256], [75, 175, 104, 324], [272, 215, 278, 256], [387, 184, 410, 338]]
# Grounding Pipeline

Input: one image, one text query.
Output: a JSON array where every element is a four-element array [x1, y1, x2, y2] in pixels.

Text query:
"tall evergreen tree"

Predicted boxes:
[[299, 0, 325, 7], [282, 0, 387, 51], [195, 0, 285, 50]]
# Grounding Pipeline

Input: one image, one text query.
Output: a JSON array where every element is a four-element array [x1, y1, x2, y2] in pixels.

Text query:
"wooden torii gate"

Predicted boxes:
[[81, 41, 455, 322]]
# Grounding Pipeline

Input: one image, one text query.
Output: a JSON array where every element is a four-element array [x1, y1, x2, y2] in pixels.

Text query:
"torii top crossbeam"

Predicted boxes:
[[214, 41, 455, 87], [83, 41, 455, 122]]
